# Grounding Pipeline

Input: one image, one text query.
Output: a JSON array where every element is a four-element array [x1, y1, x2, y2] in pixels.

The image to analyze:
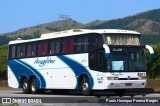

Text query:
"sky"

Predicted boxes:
[[0, 0, 160, 34]]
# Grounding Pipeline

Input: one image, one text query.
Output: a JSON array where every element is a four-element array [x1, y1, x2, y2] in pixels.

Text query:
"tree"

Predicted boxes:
[[0, 45, 8, 80], [58, 14, 72, 30], [58, 14, 70, 20], [146, 45, 160, 79]]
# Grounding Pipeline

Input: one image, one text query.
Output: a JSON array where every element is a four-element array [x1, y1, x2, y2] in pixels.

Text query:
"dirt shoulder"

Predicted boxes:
[[0, 81, 20, 90], [0, 80, 160, 92], [145, 79, 160, 92]]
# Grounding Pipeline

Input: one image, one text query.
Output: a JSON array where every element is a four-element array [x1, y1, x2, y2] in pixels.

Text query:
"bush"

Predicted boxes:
[[146, 45, 160, 79]]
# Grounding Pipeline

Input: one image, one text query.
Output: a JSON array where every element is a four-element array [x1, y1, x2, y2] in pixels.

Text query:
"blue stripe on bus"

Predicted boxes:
[[8, 60, 32, 88], [8, 59, 46, 88], [17, 59, 46, 88], [57, 55, 94, 89], [8, 65, 20, 88]]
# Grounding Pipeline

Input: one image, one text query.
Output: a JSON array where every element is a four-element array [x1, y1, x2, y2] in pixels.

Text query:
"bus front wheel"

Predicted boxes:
[[80, 77, 93, 96], [22, 78, 30, 94]]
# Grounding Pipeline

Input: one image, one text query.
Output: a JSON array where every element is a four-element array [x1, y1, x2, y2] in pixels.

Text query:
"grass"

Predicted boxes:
[[0, 103, 19, 106]]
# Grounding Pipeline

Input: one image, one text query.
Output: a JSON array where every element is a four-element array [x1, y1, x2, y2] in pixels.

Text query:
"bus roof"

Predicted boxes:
[[9, 29, 140, 45]]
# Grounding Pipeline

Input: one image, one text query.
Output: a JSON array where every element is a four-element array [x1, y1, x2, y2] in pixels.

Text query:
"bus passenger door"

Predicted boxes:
[[89, 49, 106, 89], [89, 48, 106, 71]]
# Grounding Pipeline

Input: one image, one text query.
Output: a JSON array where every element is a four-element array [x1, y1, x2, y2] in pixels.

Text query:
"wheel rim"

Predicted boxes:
[[23, 82, 28, 89], [82, 81, 89, 92], [31, 80, 36, 92]]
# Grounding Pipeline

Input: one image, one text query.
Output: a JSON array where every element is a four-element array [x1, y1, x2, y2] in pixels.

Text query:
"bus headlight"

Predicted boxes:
[[107, 77, 119, 80], [138, 76, 146, 80]]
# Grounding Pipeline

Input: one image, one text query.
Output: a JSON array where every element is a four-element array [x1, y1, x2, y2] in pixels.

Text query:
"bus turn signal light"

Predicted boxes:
[[138, 76, 146, 80]]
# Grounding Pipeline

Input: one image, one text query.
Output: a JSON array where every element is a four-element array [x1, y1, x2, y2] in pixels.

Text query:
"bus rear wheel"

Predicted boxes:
[[22, 78, 30, 94], [30, 78, 45, 94], [30, 78, 39, 94], [80, 77, 93, 96]]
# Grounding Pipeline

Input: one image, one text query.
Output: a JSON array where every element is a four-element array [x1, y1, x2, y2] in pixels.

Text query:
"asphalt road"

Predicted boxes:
[[0, 90, 160, 105]]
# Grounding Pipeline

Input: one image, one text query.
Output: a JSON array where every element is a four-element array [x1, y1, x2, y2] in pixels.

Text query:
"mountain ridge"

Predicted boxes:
[[0, 8, 160, 45]]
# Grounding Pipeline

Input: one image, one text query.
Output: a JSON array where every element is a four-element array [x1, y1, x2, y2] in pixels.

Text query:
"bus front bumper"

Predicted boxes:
[[105, 80, 146, 89]]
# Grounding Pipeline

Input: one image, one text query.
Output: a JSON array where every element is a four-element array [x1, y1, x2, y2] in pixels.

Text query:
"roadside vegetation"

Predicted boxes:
[[0, 103, 19, 106], [146, 45, 160, 79], [0, 45, 8, 80]]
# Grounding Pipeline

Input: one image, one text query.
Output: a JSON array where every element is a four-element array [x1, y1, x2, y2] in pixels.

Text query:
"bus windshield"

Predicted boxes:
[[105, 34, 141, 45], [107, 46, 146, 72]]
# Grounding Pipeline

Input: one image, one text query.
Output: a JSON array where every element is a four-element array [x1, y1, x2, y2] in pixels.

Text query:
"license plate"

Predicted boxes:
[[125, 83, 132, 86]]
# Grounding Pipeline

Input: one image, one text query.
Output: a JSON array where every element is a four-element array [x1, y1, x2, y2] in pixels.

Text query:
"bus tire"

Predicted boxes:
[[21, 78, 30, 94], [80, 77, 93, 96], [114, 89, 126, 96], [30, 78, 39, 94]]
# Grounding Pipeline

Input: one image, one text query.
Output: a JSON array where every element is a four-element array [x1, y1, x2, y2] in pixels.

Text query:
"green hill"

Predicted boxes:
[[1, 18, 84, 39], [87, 9, 160, 34], [0, 8, 160, 45], [0, 36, 13, 46]]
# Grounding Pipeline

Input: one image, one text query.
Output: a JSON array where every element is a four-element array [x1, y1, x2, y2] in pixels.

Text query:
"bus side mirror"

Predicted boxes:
[[103, 44, 110, 59], [145, 45, 154, 60]]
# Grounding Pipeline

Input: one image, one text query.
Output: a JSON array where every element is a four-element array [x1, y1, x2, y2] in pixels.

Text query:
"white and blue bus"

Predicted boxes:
[[8, 29, 154, 96]]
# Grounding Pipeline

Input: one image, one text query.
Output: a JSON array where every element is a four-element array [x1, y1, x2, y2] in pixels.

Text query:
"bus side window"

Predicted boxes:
[[38, 41, 48, 56], [38, 42, 43, 56], [55, 39, 61, 54], [84, 36, 89, 52], [9, 45, 16, 59], [21, 44, 26, 58], [75, 35, 89, 53], [75, 36, 83, 53], [68, 37, 74, 53], [27, 43, 37, 57], [49, 40, 55, 55], [62, 37, 74, 54], [62, 38, 68, 54], [43, 41, 48, 55], [16, 44, 26, 58], [8, 46, 12, 59], [32, 43, 37, 56], [49, 39, 61, 55], [16, 45, 21, 58], [27, 44, 32, 57], [89, 34, 102, 51]]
